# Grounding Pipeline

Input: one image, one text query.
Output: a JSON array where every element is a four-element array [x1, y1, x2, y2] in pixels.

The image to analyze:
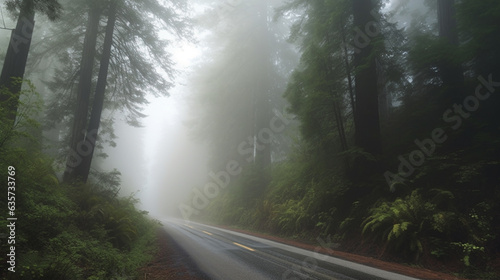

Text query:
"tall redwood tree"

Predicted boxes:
[[0, 0, 61, 127], [352, 0, 380, 154], [75, 0, 119, 183], [437, 0, 464, 101]]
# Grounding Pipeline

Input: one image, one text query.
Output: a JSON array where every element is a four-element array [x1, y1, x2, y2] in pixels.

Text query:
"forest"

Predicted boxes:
[[0, 0, 189, 278], [0, 0, 499, 279], [184, 0, 500, 278]]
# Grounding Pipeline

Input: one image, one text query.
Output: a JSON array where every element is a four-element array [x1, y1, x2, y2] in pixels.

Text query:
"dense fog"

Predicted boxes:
[[2, 0, 499, 277], [0, 0, 454, 216]]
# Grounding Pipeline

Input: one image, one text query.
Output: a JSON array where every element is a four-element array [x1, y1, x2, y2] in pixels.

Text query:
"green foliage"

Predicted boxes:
[[6, 0, 62, 20], [362, 190, 434, 261], [0, 79, 43, 150], [0, 86, 158, 279], [457, 0, 500, 77], [452, 242, 485, 267], [197, 1, 500, 278], [203, 143, 347, 241], [360, 185, 498, 268], [274, 198, 308, 234], [282, 0, 350, 155]]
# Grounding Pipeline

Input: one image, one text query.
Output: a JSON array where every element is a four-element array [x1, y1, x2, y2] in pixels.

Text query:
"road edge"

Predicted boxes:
[[196, 221, 468, 280]]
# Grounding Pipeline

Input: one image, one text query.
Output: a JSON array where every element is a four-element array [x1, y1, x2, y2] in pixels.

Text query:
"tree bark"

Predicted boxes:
[[438, 0, 459, 45], [250, 0, 272, 199], [352, 0, 380, 154], [0, 0, 35, 127], [334, 100, 348, 152], [75, 0, 119, 183], [253, 0, 272, 169], [63, 5, 101, 183], [340, 18, 356, 118], [437, 0, 464, 100]]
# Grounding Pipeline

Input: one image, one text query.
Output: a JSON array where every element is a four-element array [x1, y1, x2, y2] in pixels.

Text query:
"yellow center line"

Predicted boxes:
[[186, 225, 194, 229], [202, 230, 213, 236], [233, 242, 255, 252]]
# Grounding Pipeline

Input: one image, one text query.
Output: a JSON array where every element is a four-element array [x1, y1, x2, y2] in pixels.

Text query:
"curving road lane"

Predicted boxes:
[[161, 219, 421, 280]]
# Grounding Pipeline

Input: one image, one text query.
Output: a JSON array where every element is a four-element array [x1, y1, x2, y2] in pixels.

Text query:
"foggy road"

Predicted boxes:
[[162, 219, 421, 280]]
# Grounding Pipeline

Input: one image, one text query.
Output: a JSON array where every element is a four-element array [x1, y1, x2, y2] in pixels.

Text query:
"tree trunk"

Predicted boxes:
[[325, 25, 348, 153], [253, 0, 271, 167], [438, 0, 459, 45], [377, 58, 391, 123], [75, 0, 119, 183], [252, 0, 271, 198], [352, 0, 380, 154], [63, 6, 101, 183], [0, 0, 35, 127], [340, 18, 356, 118], [437, 0, 464, 101], [334, 100, 348, 152]]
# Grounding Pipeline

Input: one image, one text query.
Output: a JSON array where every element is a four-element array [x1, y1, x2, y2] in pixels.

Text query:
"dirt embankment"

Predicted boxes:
[[139, 229, 208, 280]]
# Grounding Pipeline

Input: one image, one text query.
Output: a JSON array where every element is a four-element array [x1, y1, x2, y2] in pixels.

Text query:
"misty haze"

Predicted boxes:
[[0, 0, 499, 279]]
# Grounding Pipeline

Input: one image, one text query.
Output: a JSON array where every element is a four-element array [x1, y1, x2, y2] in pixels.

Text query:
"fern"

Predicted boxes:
[[362, 190, 435, 261]]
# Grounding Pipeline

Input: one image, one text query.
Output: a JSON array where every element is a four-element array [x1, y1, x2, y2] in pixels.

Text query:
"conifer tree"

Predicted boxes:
[[0, 0, 61, 126]]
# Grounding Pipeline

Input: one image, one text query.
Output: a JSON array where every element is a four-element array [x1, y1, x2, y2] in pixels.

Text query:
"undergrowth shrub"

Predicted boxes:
[[362, 190, 438, 262], [0, 81, 158, 279]]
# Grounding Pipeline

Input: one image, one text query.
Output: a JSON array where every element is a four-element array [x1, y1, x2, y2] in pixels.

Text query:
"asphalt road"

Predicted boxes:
[[162, 219, 422, 280]]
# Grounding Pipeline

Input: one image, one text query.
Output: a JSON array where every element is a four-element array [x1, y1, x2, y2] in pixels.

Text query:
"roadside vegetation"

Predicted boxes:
[[0, 0, 189, 278], [0, 83, 159, 279], [194, 1, 500, 279]]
